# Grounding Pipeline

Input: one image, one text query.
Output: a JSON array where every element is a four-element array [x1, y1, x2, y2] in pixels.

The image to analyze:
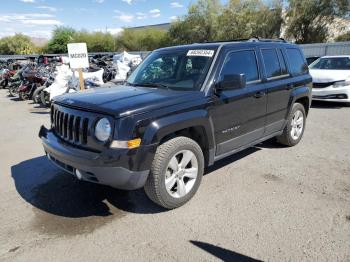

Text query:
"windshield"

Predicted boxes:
[[309, 57, 350, 70], [127, 48, 216, 91]]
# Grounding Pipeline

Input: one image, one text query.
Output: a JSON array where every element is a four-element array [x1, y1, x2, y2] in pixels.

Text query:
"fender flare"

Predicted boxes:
[[142, 109, 215, 151], [286, 85, 311, 117]]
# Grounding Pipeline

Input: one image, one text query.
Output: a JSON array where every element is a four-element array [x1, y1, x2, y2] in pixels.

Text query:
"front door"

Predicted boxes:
[[212, 49, 267, 156]]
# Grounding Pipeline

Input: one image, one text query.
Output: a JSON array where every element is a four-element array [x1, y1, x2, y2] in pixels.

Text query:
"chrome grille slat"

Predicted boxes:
[[68, 115, 74, 140], [63, 113, 68, 138], [51, 104, 108, 151]]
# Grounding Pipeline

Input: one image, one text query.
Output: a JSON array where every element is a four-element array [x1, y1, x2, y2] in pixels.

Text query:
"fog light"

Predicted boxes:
[[75, 169, 82, 180]]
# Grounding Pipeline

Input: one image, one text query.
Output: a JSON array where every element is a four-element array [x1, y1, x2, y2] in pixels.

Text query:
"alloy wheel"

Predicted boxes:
[[164, 150, 198, 198]]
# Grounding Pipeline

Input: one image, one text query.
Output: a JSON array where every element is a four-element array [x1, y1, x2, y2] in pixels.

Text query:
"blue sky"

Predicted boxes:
[[0, 0, 197, 39]]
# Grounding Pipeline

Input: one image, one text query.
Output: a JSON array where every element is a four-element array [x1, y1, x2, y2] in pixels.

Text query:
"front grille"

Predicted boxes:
[[313, 82, 334, 88], [50, 103, 113, 152], [51, 105, 89, 145]]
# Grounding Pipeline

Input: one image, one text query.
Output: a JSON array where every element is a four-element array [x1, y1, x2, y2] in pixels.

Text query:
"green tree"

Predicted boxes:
[[72, 31, 117, 52], [168, 0, 222, 44], [0, 34, 36, 55], [217, 0, 283, 40], [335, 32, 350, 42], [285, 0, 350, 43], [117, 28, 170, 51], [45, 26, 75, 53]]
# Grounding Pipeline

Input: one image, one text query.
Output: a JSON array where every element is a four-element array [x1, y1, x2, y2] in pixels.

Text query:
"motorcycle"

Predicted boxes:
[[0, 69, 16, 89]]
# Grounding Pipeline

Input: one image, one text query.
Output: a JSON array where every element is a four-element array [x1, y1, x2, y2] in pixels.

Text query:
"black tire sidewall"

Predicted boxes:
[[148, 137, 204, 208]]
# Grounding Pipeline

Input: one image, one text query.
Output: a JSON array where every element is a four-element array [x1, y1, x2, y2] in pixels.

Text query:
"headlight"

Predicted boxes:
[[333, 80, 350, 87], [95, 118, 111, 142]]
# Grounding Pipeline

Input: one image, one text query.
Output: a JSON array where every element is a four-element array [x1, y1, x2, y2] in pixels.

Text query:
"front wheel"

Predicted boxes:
[[8, 86, 18, 97], [144, 136, 204, 209], [277, 103, 306, 146]]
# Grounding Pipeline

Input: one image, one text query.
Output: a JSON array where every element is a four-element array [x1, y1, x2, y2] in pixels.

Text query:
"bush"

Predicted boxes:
[[335, 32, 350, 42], [0, 34, 36, 55], [117, 28, 170, 51]]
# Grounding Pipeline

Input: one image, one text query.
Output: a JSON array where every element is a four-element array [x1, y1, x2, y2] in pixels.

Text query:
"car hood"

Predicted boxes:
[[54, 85, 203, 118], [309, 69, 350, 83]]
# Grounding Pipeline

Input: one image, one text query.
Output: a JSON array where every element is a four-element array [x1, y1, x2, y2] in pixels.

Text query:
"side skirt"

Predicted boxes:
[[212, 130, 283, 162]]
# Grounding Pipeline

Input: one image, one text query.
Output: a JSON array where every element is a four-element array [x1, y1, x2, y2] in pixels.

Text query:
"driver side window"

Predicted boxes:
[[221, 50, 259, 83]]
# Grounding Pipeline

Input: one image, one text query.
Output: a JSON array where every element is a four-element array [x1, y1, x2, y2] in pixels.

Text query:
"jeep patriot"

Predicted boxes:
[[39, 38, 312, 209]]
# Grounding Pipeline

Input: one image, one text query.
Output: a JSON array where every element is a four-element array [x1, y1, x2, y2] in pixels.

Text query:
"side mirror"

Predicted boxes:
[[216, 74, 246, 91]]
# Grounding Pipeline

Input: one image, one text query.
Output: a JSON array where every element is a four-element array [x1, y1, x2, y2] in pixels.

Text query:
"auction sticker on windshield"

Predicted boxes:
[[187, 50, 215, 57]]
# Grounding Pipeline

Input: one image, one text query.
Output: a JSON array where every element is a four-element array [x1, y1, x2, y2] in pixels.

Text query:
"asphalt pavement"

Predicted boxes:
[[0, 89, 349, 262]]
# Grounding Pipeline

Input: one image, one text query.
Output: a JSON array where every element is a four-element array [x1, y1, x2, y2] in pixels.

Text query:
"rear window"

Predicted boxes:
[[286, 48, 308, 75]]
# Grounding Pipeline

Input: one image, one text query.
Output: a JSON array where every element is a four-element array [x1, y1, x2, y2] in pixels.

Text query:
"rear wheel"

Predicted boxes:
[[19, 91, 29, 101], [277, 103, 306, 146], [40, 90, 50, 107], [32, 86, 45, 103], [144, 136, 204, 209]]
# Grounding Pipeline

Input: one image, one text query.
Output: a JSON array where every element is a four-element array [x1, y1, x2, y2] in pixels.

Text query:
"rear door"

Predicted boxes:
[[211, 48, 267, 156], [259, 47, 292, 135]]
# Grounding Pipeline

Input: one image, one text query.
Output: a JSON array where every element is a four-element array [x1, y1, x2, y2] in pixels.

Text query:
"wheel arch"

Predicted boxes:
[[142, 110, 215, 166]]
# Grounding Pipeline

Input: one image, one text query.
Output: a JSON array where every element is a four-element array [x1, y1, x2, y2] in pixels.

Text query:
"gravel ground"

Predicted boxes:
[[0, 89, 349, 262]]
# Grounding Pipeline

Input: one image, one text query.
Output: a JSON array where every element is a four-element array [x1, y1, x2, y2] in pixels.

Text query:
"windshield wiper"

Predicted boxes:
[[131, 82, 170, 90]]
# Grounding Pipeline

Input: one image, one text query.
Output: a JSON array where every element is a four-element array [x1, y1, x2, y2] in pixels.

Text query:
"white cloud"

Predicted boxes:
[[114, 9, 134, 22], [170, 16, 178, 21], [20, 0, 35, 3], [0, 13, 62, 32], [95, 28, 124, 35], [121, 0, 132, 4], [170, 2, 183, 8], [95, 0, 104, 3], [149, 9, 160, 18], [136, 12, 147, 20], [21, 19, 62, 25], [36, 6, 58, 12], [116, 14, 134, 22]]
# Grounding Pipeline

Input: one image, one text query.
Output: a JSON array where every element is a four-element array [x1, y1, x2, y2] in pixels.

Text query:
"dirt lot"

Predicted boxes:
[[0, 89, 349, 262]]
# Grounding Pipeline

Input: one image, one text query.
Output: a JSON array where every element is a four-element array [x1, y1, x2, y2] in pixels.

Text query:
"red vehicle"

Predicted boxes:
[[0, 69, 16, 88]]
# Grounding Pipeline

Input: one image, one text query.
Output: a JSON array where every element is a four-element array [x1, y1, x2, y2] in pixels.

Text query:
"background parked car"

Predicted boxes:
[[309, 55, 350, 105], [306, 56, 320, 65]]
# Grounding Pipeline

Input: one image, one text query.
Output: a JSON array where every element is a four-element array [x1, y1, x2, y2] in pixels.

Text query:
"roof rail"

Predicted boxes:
[[199, 37, 288, 44], [200, 38, 251, 44], [248, 37, 287, 43]]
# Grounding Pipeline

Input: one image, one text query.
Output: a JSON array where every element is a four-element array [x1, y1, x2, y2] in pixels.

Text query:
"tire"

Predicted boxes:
[[18, 91, 29, 101], [0, 79, 7, 89], [40, 90, 50, 107], [32, 86, 45, 103], [144, 136, 204, 209], [8, 86, 17, 97], [277, 103, 306, 147]]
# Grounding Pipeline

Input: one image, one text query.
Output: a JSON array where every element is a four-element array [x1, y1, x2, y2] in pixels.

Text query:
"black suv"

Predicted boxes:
[[39, 39, 312, 209]]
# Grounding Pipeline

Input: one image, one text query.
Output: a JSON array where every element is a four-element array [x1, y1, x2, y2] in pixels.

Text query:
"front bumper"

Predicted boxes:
[[39, 126, 155, 190], [312, 85, 350, 102]]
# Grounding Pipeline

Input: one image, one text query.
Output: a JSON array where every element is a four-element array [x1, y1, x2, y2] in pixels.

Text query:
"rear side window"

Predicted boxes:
[[261, 49, 282, 78], [221, 50, 259, 82], [286, 48, 308, 75], [277, 49, 288, 75]]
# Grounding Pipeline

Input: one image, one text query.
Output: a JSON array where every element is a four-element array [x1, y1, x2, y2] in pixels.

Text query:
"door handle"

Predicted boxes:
[[286, 84, 294, 90], [253, 91, 265, 99]]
